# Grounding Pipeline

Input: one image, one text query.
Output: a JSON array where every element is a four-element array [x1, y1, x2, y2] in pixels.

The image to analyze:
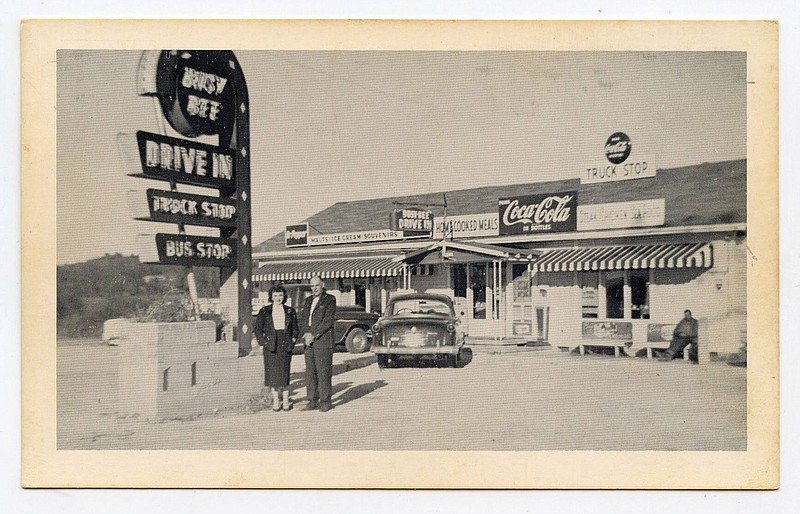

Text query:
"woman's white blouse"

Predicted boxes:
[[271, 305, 286, 330]]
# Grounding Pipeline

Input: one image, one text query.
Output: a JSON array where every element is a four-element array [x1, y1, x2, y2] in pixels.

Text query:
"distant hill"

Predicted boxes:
[[57, 254, 220, 338]]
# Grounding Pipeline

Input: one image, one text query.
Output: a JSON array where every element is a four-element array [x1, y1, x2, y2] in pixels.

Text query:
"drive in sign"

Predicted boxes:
[[135, 131, 236, 190]]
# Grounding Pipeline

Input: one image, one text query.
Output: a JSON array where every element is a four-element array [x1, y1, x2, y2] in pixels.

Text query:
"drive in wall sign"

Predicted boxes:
[[390, 208, 433, 237], [133, 49, 253, 355]]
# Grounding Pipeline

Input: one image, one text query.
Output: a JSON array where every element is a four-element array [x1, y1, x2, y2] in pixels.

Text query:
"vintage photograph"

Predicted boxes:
[[21, 19, 779, 489], [56, 49, 748, 451]]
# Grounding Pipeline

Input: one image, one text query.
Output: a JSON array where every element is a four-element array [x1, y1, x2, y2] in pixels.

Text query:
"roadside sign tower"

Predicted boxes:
[[134, 50, 253, 356]]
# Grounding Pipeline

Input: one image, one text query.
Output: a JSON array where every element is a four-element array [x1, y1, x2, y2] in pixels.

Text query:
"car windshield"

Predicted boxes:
[[389, 298, 452, 316]]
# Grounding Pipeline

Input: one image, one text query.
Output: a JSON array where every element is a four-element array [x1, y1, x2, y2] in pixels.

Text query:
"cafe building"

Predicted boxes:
[[251, 158, 746, 360]]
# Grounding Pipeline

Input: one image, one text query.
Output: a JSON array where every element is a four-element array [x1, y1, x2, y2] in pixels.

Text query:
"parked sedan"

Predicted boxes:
[[370, 293, 466, 368]]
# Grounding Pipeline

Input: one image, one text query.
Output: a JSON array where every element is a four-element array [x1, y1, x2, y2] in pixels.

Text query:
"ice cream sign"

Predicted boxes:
[[581, 132, 656, 184]]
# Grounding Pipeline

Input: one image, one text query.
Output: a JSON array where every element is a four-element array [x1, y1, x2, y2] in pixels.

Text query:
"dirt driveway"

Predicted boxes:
[[57, 341, 746, 451]]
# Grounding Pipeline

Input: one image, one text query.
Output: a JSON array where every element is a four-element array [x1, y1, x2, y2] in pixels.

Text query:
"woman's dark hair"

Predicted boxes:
[[269, 284, 288, 303]]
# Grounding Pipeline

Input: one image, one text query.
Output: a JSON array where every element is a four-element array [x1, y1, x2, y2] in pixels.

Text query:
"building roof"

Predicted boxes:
[[253, 159, 746, 255]]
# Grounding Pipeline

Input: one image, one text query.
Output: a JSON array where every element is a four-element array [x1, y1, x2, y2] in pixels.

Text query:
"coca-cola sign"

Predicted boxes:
[[498, 191, 578, 235], [604, 132, 632, 164]]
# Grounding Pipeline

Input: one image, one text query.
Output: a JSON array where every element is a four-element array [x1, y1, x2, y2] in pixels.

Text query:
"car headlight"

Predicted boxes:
[[446, 323, 456, 333]]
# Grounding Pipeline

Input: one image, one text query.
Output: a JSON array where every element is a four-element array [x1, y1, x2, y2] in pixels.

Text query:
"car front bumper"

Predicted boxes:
[[371, 345, 461, 355]]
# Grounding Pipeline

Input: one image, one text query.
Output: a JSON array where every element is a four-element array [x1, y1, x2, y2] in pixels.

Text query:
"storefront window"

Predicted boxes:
[[579, 272, 599, 318], [354, 282, 366, 308], [511, 264, 531, 302], [452, 264, 467, 298], [605, 271, 624, 319], [630, 270, 650, 319], [470, 263, 487, 319]]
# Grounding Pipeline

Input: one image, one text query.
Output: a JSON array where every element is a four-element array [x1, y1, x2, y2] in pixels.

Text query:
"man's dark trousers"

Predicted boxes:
[[305, 342, 333, 407], [665, 335, 697, 360]]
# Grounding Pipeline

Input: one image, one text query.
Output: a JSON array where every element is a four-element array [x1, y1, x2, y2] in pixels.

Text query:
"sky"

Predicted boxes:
[[56, 50, 746, 264]]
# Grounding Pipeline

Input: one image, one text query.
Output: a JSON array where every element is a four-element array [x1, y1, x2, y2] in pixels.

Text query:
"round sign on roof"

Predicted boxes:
[[604, 132, 632, 164], [156, 50, 236, 138]]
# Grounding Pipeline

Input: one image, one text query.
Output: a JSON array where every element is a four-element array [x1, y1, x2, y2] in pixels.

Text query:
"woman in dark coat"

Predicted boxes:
[[254, 285, 299, 411]]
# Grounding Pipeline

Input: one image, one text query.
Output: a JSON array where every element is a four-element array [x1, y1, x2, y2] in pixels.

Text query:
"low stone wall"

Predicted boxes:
[[116, 320, 263, 420]]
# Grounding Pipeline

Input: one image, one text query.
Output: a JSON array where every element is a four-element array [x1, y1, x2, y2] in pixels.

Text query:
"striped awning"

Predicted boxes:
[[534, 243, 713, 272], [253, 256, 405, 282]]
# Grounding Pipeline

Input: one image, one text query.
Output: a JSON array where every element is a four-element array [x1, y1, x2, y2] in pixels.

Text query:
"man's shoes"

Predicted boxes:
[[319, 403, 332, 412], [302, 401, 319, 411]]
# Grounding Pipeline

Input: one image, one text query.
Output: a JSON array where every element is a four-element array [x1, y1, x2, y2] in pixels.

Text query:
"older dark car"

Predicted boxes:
[[370, 293, 466, 368], [252, 284, 379, 353]]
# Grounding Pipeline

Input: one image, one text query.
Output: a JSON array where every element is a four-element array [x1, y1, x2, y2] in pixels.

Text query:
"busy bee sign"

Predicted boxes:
[[155, 50, 236, 138]]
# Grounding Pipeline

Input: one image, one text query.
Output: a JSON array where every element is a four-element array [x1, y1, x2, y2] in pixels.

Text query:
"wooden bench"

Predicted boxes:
[[642, 344, 692, 360], [643, 323, 695, 360], [578, 341, 630, 357], [579, 321, 633, 358]]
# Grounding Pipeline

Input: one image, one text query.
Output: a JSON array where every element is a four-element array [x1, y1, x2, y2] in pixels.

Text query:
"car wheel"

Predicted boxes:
[[377, 355, 389, 368], [344, 328, 370, 354]]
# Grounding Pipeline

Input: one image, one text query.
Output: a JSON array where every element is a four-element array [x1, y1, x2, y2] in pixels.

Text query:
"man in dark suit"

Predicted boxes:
[[299, 276, 337, 412]]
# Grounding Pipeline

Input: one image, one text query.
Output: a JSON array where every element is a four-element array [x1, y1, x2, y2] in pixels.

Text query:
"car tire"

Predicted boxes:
[[377, 355, 389, 368], [344, 328, 370, 354]]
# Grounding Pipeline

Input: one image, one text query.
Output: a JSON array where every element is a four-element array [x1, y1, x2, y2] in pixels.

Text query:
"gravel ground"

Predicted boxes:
[[57, 341, 746, 451]]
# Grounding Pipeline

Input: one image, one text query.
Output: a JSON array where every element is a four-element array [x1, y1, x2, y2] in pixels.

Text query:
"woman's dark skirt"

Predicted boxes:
[[263, 329, 293, 387]]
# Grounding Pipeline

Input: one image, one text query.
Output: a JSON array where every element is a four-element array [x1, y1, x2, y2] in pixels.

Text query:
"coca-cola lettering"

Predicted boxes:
[[498, 192, 577, 234], [605, 141, 629, 154], [502, 195, 573, 226]]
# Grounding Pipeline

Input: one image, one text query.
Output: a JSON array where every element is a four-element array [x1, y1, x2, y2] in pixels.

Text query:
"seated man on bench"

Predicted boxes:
[[659, 309, 698, 362]]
